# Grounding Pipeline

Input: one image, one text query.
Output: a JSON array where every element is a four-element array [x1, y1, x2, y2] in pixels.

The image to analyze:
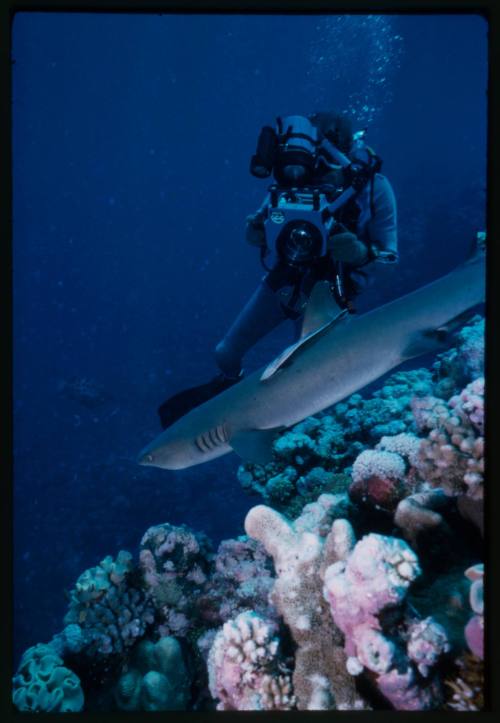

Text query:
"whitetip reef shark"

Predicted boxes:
[[138, 248, 485, 471]]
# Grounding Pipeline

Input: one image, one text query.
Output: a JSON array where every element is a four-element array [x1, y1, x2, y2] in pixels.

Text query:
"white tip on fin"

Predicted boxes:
[[301, 280, 344, 338], [260, 308, 348, 382]]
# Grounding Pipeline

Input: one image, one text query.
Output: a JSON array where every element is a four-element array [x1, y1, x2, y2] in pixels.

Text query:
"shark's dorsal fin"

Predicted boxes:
[[231, 427, 285, 466], [301, 280, 344, 338], [260, 307, 348, 382]]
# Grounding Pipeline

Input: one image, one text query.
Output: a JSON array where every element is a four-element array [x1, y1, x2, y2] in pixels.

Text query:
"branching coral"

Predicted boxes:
[[207, 611, 295, 710]]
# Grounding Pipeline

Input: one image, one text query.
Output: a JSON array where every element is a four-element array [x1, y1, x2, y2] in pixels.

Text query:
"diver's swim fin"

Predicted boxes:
[[157, 373, 242, 430]]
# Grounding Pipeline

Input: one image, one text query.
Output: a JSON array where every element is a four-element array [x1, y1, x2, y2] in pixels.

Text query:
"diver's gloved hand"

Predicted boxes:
[[328, 225, 369, 265], [245, 212, 266, 247]]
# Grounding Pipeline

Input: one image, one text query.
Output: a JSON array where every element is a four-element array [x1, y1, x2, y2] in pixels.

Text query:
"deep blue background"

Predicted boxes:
[[12, 13, 487, 664]]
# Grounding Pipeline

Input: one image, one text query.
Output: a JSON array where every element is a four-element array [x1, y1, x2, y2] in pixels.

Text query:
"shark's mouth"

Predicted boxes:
[[195, 424, 229, 453]]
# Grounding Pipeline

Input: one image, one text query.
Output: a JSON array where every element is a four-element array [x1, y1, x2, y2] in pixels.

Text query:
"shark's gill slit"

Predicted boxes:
[[208, 427, 220, 447], [195, 435, 211, 453], [216, 425, 227, 443]]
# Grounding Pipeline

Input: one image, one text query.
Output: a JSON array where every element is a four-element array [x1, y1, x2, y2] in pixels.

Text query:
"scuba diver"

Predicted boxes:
[[158, 111, 398, 429]]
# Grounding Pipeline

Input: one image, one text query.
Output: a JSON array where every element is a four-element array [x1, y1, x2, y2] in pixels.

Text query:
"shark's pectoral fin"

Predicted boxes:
[[402, 307, 480, 361], [300, 280, 344, 338], [260, 309, 348, 382], [231, 427, 285, 466]]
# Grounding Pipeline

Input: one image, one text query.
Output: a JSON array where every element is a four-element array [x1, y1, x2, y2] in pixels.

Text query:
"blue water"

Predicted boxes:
[[12, 12, 487, 665]]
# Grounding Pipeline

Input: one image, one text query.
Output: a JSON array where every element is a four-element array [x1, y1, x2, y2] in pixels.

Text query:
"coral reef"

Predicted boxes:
[[444, 653, 484, 711], [323, 531, 449, 710], [245, 495, 366, 710], [237, 316, 484, 517], [14, 315, 485, 712], [197, 535, 277, 626], [464, 563, 484, 660], [13, 643, 84, 712], [349, 447, 410, 511], [237, 368, 435, 516], [207, 611, 295, 710], [114, 637, 190, 711], [139, 522, 213, 637], [432, 315, 484, 399], [411, 378, 484, 500], [64, 550, 155, 657]]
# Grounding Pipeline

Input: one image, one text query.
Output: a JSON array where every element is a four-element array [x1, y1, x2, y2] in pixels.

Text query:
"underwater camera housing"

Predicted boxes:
[[250, 118, 382, 268], [263, 185, 347, 267], [250, 115, 319, 186]]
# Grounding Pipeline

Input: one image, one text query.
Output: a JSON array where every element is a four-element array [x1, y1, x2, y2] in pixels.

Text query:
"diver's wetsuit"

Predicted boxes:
[[215, 172, 398, 379]]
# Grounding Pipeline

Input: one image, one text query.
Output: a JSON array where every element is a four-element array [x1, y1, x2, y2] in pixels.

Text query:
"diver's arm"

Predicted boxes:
[[327, 224, 370, 265], [245, 194, 270, 247], [365, 174, 398, 263]]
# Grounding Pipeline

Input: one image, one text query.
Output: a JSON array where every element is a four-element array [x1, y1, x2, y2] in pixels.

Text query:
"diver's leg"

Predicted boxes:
[[215, 277, 295, 378]]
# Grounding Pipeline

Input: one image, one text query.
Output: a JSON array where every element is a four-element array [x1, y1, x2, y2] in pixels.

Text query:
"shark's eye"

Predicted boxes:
[[146, 454, 154, 463]]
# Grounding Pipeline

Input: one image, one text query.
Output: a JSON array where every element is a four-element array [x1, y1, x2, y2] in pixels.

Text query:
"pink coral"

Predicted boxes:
[[207, 611, 295, 710], [139, 523, 212, 638], [411, 380, 484, 500], [323, 533, 448, 710], [245, 496, 364, 710], [197, 536, 276, 626], [349, 449, 409, 511], [464, 564, 484, 659]]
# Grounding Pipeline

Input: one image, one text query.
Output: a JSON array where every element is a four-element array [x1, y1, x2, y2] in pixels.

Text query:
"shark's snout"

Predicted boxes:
[[137, 450, 155, 466]]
